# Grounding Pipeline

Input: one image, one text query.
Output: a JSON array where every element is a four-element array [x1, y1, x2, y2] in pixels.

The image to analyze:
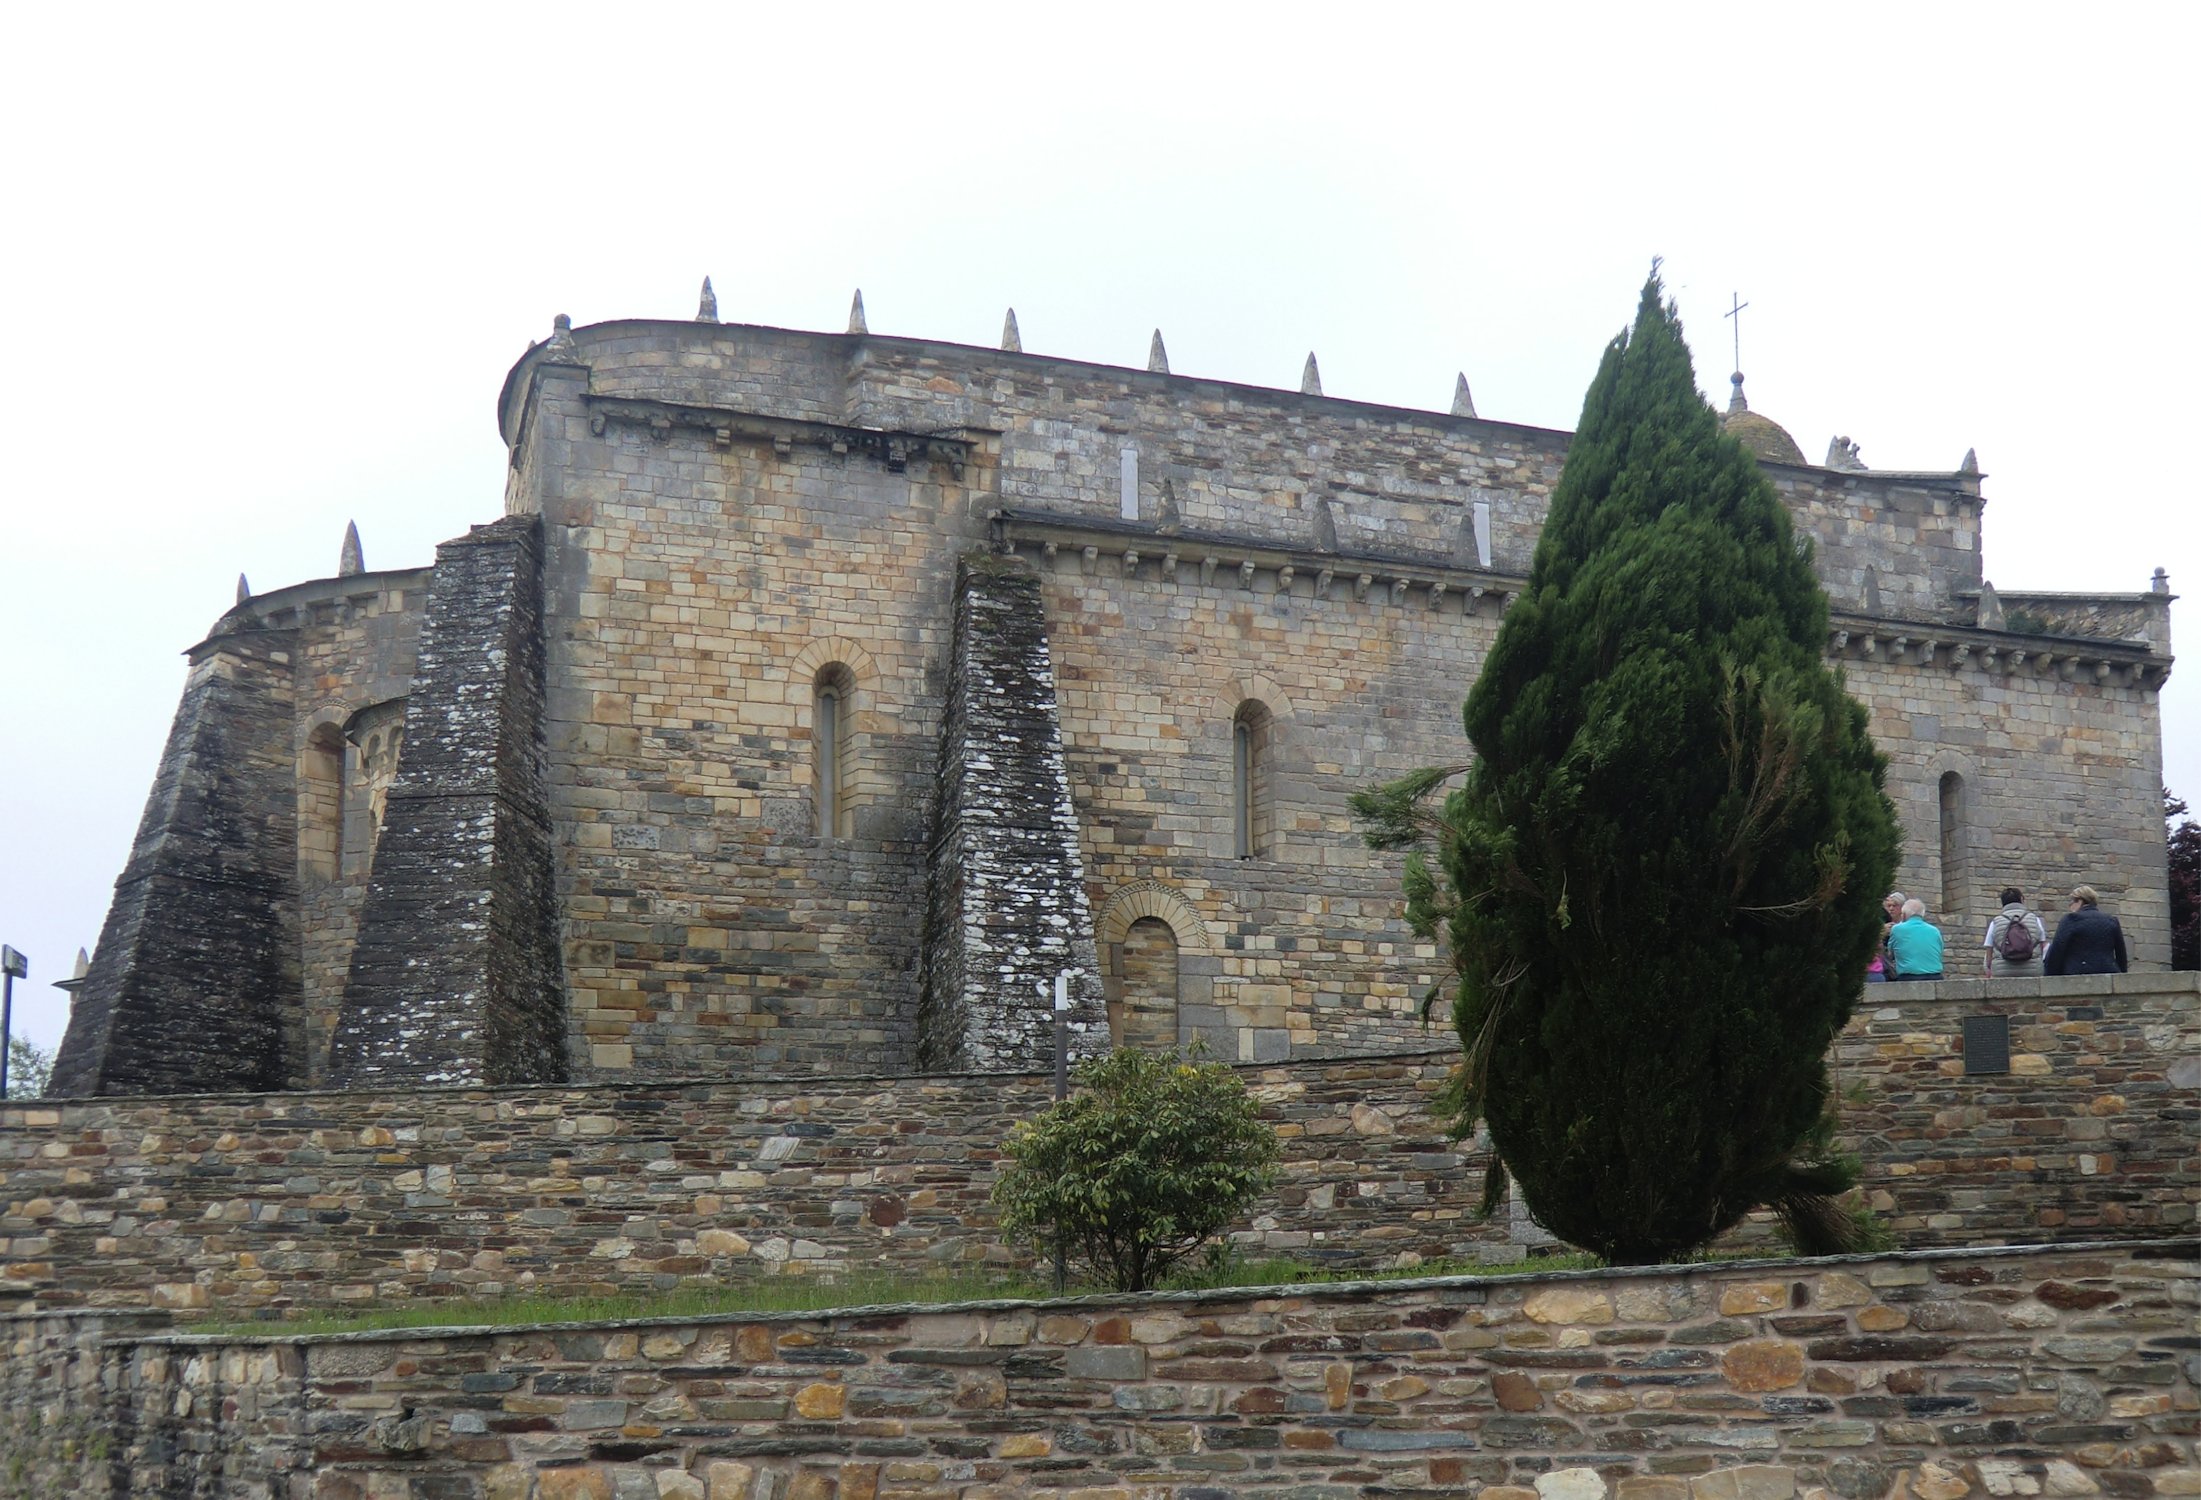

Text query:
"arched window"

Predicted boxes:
[[1117, 916, 1181, 1049], [1938, 771, 1967, 923], [298, 723, 344, 885], [1233, 701, 1274, 859], [814, 663, 855, 838]]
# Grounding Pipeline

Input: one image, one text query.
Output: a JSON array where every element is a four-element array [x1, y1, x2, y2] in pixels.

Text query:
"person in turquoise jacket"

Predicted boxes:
[[1885, 898, 1945, 981]]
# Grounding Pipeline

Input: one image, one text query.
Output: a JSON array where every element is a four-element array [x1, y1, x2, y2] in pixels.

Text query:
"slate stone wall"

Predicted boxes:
[[5, 976, 2194, 1318], [5, 1240, 2194, 1498], [918, 554, 1108, 1071], [328, 516, 568, 1087], [49, 627, 303, 1097]]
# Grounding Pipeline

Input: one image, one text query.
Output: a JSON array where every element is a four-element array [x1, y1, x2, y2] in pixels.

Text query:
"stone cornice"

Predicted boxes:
[[582, 394, 977, 479], [994, 510, 2171, 689]]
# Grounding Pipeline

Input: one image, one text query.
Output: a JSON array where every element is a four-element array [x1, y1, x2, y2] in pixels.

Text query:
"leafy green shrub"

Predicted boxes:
[[992, 1047, 1280, 1291]]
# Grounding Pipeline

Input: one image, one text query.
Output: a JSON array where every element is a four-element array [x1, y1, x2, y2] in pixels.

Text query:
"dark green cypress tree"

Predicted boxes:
[[1356, 271, 1899, 1264]]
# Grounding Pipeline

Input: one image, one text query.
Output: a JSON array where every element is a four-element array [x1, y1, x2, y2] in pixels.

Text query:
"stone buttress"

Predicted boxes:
[[918, 553, 1107, 1069], [49, 624, 302, 1096], [326, 515, 568, 1086]]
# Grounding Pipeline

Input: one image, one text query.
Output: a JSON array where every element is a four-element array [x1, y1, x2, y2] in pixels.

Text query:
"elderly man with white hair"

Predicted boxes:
[[1885, 897, 1946, 981]]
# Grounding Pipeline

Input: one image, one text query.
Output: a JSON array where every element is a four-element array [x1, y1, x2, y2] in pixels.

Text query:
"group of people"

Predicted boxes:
[[1864, 885, 2130, 983]]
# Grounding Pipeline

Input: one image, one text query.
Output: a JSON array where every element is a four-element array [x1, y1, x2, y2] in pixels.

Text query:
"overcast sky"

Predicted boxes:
[[3, 5, 2193, 1055]]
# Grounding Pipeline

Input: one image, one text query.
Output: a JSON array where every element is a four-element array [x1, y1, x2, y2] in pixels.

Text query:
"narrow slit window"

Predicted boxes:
[[1233, 701, 1274, 859], [814, 664, 854, 839]]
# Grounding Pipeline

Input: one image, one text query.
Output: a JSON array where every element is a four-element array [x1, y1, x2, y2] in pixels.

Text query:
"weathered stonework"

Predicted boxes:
[[5, 1240, 2193, 1497], [50, 311, 2178, 1091], [327, 516, 567, 1087], [919, 553, 1107, 1070], [8, 975, 2193, 1317], [49, 625, 302, 1096]]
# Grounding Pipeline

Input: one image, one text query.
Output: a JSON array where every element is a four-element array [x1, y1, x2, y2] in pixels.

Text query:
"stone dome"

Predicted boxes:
[[1720, 372, 1806, 466]]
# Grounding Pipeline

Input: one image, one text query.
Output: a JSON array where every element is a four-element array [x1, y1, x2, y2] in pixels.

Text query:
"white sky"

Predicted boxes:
[[2, 5, 2194, 1055]]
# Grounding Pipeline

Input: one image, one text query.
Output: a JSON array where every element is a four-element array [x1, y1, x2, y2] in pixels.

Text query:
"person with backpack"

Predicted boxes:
[[2041, 885, 2130, 976], [1981, 887, 2047, 977]]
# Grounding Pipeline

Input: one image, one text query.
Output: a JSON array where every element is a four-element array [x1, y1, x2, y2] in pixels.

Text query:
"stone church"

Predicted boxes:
[[50, 290, 2176, 1097]]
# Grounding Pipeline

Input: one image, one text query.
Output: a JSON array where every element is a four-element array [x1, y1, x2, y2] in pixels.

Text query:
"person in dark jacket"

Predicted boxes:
[[2041, 885, 2129, 976]]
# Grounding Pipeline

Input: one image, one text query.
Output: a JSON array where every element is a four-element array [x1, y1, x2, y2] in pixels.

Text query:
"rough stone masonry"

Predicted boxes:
[[50, 302, 2178, 1093]]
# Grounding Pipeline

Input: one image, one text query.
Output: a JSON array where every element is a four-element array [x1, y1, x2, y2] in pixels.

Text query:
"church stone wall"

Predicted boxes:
[[1842, 648, 2170, 964]]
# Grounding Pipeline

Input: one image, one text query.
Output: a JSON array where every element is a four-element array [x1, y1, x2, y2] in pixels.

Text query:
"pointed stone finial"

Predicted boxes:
[[1001, 309, 1021, 352], [1312, 497, 1339, 552], [1450, 373, 1476, 419], [1977, 579, 2007, 631], [235, 573, 251, 604], [1861, 565, 1882, 616], [339, 521, 364, 577], [546, 313, 576, 354], [847, 290, 868, 335], [73, 947, 90, 980], [1300, 352, 1323, 397], [696, 277, 719, 323], [1728, 371, 1749, 414], [1958, 447, 1980, 475], [1148, 330, 1169, 374], [1156, 479, 1182, 534], [2152, 567, 2170, 595]]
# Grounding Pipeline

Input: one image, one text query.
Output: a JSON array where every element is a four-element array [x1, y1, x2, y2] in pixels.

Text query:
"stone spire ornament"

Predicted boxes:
[[235, 573, 251, 604], [545, 313, 577, 356], [1976, 579, 2007, 631], [696, 277, 719, 323], [1147, 330, 1169, 374], [1300, 352, 1322, 396], [1312, 497, 1338, 552], [1825, 435, 1867, 472], [2152, 567, 2170, 594], [1155, 479, 1182, 534], [1958, 448, 1980, 475], [339, 521, 364, 578], [847, 290, 868, 335], [1728, 370, 1750, 414], [1450, 373, 1477, 418], [1001, 309, 1021, 352]]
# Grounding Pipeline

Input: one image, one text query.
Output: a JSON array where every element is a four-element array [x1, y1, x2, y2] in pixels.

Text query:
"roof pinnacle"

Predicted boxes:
[[1451, 373, 1476, 418], [339, 521, 364, 578], [1300, 352, 1322, 397], [847, 290, 868, 336], [1001, 309, 1021, 352], [1728, 370, 1750, 415], [236, 573, 251, 604], [1148, 330, 1169, 374], [696, 277, 718, 323]]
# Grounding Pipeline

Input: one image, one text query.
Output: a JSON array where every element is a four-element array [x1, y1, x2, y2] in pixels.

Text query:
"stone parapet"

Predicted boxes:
[[4, 975, 2196, 1318], [4, 1239, 2194, 1496]]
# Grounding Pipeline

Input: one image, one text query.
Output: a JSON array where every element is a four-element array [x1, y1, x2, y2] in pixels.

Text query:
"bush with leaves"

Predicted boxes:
[[6, 1036, 51, 1100], [991, 1046, 1279, 1292], [1353, 270, 1900, 1265]]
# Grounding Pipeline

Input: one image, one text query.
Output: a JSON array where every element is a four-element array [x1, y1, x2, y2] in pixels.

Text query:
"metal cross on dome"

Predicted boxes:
[[1724, 291, 1749, 374]]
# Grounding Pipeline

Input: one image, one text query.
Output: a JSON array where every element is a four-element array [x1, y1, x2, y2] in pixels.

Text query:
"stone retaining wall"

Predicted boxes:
[[2, 1240, 2194, 1499], [3, 976, 2194, 1317]]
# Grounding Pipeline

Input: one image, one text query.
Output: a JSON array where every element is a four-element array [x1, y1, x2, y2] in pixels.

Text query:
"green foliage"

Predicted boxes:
[[991, 1046, 1280, 1291], [1360, 271, 1900, 1265], [5, 1037, 51, 1100]]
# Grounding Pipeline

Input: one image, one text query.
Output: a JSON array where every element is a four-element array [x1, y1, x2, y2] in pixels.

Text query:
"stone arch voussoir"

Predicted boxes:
[[1095, 880, 1212, 954]]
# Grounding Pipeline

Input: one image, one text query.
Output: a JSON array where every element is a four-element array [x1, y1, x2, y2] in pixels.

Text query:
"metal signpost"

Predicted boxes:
[[0, 946, 26, 1100]]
